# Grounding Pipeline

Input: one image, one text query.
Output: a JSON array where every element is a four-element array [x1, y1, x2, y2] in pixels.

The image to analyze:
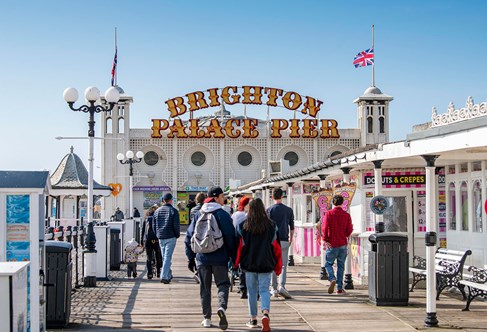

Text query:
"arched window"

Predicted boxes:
[[118, 118, 124, 134], [448, 183, 456, 230], [106, 118, 112, 134], [379, 116, 385, 133], [461, 181, 468, 231], [367, 117, 373, 133], [473, 180, 482, 233]]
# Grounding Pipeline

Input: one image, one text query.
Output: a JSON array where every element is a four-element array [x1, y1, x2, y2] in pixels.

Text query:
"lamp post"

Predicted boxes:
[[63, 86, 120, 287], [117, 150, 144, 218]]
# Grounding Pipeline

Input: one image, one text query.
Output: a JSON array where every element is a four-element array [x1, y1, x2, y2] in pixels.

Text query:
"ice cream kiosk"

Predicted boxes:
[[0, 171, 50, 332]]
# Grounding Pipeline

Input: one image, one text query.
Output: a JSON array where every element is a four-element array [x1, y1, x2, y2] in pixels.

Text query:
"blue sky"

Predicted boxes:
[[1, 1, 486, 180]]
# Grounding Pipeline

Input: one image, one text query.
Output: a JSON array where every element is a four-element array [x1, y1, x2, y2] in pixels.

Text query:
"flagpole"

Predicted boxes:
[[114, 27, 118, 86], [372, 24, 375, 87]]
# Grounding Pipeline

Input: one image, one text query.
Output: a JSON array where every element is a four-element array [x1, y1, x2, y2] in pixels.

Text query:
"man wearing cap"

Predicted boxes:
[[154, 193, 180, 284], [185, 186, 236, 330], [267, 188, 294, 299]]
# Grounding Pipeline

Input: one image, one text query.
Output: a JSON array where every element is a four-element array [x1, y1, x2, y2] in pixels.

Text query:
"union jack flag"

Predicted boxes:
[[111, 48, 117, 86], [353, 48, 374, 68]]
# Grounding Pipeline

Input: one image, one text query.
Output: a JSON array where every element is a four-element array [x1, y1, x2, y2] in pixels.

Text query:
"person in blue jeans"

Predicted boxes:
[[234, 198, 282, 332], [322, 194, 353, 294], [154, 193, 180, 284]]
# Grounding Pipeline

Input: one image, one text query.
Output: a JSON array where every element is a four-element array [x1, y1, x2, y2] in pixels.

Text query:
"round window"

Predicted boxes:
[[144, 151, 159, 166], [238, 151, 252, 166], [191, 151, 206, 166], [284, 151, 299, 166]]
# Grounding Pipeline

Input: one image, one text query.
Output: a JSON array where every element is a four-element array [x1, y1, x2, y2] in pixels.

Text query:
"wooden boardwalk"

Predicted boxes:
[[55, 237, 487, 332]]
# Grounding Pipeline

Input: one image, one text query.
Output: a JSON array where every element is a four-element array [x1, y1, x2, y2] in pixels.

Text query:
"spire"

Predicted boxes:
[[70, 146, 74, 154]]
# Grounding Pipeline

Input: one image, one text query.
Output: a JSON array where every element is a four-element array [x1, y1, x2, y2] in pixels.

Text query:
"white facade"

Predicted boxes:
[[100, 85, 392, 219]]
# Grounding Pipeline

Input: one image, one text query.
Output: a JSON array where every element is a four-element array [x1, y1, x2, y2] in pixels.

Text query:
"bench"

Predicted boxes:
[[409, 248, 472, 300], [459, 266, 487, 311]]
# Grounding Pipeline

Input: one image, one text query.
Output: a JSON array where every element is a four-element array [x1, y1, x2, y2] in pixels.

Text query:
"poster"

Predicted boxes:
[[6, 194, 31, 331], [143, 191, 163, 209], [365, 192, 375, 231], [417, 191, 426, 232], [177, 192, 189, 225]]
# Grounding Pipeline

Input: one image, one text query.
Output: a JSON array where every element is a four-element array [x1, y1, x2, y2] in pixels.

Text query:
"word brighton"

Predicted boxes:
[[164, 86, 323, 118]]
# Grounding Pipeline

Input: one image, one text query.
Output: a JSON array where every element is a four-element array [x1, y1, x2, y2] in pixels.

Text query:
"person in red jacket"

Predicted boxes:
[[234, 198, 282, 332], [322, 194, 353, 294]]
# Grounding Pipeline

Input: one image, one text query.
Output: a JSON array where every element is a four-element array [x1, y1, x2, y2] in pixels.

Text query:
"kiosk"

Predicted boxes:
[[0, 171, 50, 332]]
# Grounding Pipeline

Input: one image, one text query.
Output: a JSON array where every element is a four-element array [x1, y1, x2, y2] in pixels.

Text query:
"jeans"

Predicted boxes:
[[325, 245, 348, 290], [272, 240, 290, 290], [146, 240, 162, 276], [198, 265, 230, 319], [246, 271, 272, 317], [159, 237, 177, 280]]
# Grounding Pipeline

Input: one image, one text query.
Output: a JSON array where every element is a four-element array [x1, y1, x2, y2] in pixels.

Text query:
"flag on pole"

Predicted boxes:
[[353, 48, 374, 68], [111, 48, 117, 86]]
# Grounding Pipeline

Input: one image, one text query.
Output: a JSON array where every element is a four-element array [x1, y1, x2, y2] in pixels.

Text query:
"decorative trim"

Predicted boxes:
[[431, 96, 487, 127]]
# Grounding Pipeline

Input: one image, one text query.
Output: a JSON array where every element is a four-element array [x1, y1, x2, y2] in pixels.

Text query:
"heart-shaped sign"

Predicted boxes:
[[108, 183, 122, 196]]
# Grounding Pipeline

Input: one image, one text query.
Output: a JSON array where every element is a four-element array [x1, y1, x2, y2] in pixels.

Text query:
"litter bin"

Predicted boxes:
[[110, 229, 121, 270], [368, 232, 408, 306], [45, 241, 73, 328]]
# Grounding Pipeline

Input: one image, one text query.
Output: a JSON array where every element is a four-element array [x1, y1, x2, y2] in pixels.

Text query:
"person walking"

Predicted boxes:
[[322, 194, 353, 294], [234, 198, 282, 332], [154, 193, 180, 284], [266, 188, 294, 299], [190, 192, 206, 223], [140, 206, 162, 279], [185, 186, 236, 330], [231, 196, 250, 299]]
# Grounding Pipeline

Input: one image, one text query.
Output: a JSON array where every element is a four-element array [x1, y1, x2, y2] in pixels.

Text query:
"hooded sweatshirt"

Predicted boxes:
[[185, 201, 236, 266]]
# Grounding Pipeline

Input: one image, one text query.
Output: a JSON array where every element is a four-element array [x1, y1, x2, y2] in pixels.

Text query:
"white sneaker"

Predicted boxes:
[[270, 289, 279, 298], [278, 286, 292, 299], [201, 318, 212, 328]]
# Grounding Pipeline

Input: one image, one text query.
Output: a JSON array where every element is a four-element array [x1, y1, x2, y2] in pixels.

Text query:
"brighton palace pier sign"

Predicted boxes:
[[151, 85, 339, 139]]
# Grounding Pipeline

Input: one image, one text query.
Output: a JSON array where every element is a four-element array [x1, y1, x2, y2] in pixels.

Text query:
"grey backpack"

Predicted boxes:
[[191, 212, 224, 254]]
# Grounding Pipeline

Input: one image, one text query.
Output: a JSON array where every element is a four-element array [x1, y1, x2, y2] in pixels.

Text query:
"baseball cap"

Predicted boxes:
[[207, 186, 224, 198], [163, 193, 173, 201]]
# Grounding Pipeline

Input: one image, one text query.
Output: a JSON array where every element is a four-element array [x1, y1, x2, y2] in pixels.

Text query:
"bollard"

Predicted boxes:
[[83, 222, 97, 287], [66, 225, 72, 243], [72, 226, 80, 288]]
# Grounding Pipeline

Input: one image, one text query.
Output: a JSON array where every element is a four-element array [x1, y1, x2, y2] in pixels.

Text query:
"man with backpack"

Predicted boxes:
[[185, 186, 236, 330], [154, 193, 180, 284]]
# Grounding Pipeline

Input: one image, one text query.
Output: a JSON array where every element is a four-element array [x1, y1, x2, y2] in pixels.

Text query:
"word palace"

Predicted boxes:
[[151, 85, 340, 139]]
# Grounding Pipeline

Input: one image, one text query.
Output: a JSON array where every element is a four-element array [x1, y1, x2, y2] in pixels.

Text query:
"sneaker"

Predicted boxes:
[[217, 308, 228, 330], [261, 314, 270, 332], [337, 289, 347, 294], [193, 272, 200, 284], [278, 286, 292, 299], [133, 272, 137, 278], [246, 319, 258, 328], [147, 274, 153, 280], [201, 318, 212, 328], [328, 280, 336, 294], [240, 290, 248, 299], [160, 278, 170, 284], [270, 289, 279, 298]]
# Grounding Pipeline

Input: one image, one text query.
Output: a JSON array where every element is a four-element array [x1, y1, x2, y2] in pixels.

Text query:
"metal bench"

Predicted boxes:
[[409, 248, 472, 300], [459, 266, 487, 311]]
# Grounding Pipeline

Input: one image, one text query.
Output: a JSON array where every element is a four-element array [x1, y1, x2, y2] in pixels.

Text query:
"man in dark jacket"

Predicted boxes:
[[185, 186, 236, 330], [154, 193, 180, 284]]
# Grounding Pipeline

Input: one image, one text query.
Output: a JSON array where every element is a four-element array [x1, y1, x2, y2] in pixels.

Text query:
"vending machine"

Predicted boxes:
[[0, 171, 50, 332]]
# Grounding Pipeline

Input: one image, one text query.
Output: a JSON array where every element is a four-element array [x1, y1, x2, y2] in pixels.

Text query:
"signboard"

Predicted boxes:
[[134, 186, 171, 192], [183, 186, 208, 192], [370, 195, 389, 215], [417, 191, 426, 232], [151, 85, 340, 139], [363, 171, 426, 188], [143, 191, 164, 209]]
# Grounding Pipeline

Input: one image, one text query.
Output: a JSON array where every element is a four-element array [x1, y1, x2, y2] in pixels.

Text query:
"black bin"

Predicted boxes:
[[135, 220, 141, 244], [46, 241, 73, 328], [368, 232, 409, 306], [110, 229, 121, 270]]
